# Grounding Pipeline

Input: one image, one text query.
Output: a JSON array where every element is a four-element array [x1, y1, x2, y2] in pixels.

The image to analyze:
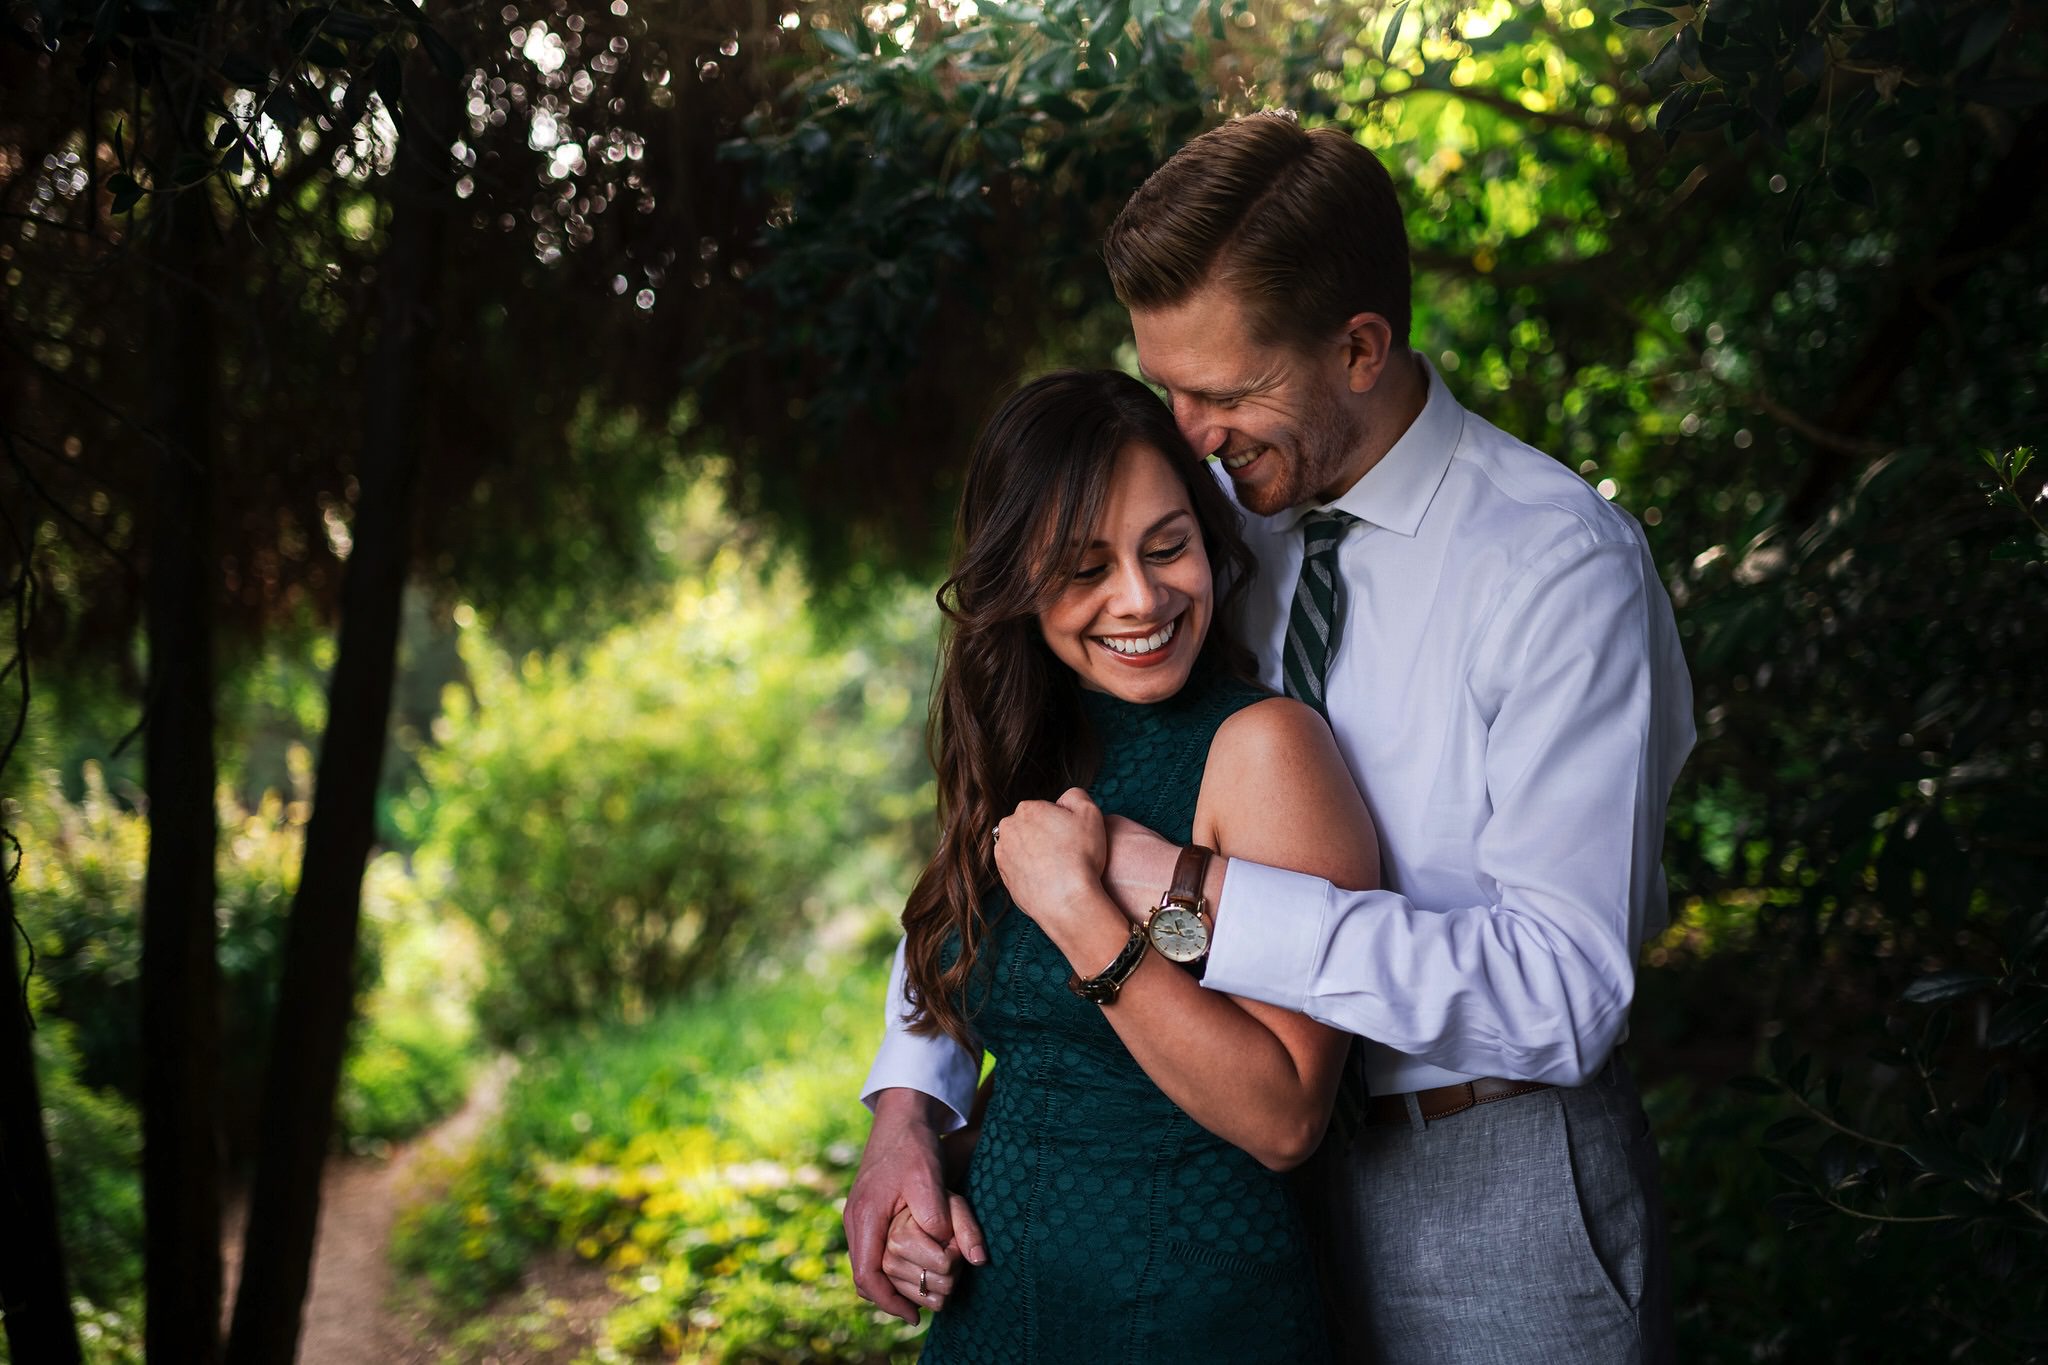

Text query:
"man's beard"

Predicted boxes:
[[1235, 386, 1365, 516]]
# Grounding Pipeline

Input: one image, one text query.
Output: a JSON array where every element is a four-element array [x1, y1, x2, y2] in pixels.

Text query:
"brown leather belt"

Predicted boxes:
[[1364, 1077, 1553, 1126]]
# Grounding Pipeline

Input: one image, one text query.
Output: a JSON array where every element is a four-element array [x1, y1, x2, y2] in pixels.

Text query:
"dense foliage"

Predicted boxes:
[[405, 479, 937, 1042], [392, 965, 919, 1363]]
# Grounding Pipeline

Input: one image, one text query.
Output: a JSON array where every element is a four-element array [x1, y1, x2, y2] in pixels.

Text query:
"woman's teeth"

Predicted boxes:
[[1097, 619, 1177, 655]]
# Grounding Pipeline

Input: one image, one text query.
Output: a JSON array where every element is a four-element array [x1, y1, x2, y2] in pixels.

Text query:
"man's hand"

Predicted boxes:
[[846, 1089, 986, 1324], [1101, 814, 1196, 924]]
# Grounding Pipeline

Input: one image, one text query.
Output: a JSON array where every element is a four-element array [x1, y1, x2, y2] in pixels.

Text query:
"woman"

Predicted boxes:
[[885, 370, 1379, 1362]]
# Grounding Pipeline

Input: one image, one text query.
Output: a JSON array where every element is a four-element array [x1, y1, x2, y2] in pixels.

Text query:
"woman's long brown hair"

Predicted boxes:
[[901, 369, 1258, 1052]]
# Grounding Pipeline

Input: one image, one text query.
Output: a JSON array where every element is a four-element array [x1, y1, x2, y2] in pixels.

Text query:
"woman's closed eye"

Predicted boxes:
[[1146, 537, 1191, 564], [1071, 538, 1189, 582]]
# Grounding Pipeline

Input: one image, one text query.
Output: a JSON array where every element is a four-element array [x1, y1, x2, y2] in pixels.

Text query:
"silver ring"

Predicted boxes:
[[919, 1267, 929, 1297]]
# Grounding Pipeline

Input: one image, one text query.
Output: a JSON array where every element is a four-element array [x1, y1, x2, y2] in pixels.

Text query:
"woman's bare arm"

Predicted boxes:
[[995, 697, 1379, 1169]]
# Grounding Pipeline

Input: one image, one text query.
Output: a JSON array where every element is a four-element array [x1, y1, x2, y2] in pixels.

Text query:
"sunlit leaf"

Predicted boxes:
[[1615, 7, 1674, 30], [1382, 0, 1409, 59], [1901, 969, 1995, 1003]]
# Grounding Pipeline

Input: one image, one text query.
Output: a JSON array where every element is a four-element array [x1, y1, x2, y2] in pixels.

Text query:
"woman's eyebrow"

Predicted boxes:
[[1083, 508, 1193, 549]]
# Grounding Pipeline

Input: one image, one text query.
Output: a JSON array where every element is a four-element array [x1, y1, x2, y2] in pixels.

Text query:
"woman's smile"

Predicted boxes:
[[1091, 610, 1184, 665], [1038, 441, 1213, 703]]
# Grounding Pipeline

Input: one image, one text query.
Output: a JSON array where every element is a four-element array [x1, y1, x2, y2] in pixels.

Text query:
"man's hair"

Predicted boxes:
[[1103, 111, 1412, 352]]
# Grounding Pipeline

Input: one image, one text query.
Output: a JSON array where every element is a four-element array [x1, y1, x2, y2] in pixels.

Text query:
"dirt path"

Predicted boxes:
[[221, 1056, 516, 1364]]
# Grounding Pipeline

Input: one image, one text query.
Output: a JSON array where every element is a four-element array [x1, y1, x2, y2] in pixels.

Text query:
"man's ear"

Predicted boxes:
[[1338, 312, 1397, 394]]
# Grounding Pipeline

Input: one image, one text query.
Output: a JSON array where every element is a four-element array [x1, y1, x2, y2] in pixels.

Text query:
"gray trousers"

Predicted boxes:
[[1304, 1055, 1674, 1364]]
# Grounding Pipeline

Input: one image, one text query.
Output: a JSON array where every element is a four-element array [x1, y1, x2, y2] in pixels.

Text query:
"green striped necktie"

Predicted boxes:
[[1281, 508, 1360, 717]]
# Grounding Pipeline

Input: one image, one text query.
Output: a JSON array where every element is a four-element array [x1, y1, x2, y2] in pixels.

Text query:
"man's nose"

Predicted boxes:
[[1173, 396, 1221, 459]]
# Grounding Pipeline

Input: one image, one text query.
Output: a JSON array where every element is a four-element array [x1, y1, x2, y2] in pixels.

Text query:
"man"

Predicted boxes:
[[849, 112, 1693, 1362]]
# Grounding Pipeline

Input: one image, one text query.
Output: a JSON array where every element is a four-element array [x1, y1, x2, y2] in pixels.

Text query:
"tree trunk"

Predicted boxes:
[[223, 58, 452, 1365], [0, 873, 84, 1365], [139, 130, 225, 1365]]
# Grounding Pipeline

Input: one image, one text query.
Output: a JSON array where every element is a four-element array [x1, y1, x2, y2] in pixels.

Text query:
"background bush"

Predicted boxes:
[[392, 964, 919, 1363], [405, 478, 936, 1044]]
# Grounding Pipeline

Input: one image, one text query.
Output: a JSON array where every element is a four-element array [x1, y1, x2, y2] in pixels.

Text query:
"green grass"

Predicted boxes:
[[393, 958, 926, 1363]]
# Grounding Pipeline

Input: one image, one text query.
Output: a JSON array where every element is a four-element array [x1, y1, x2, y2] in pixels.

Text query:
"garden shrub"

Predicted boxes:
[[407, 482, 934, 1044], [11, 763, 475, 1156], [393, 963, 922, 1362]]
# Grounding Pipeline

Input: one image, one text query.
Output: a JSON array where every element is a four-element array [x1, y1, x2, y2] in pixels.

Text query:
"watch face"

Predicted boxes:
[[1149, 906, 1208, 963]]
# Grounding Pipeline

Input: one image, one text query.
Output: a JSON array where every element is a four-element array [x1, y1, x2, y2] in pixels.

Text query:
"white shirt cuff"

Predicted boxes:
[[1200, 858, 1329, 1013], [860, 1018, 979, 1134]]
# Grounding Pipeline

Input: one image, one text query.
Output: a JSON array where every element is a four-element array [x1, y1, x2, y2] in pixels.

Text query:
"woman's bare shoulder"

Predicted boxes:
[[1208, 694, 1336, 767], [1198, 695, 1377, 889]]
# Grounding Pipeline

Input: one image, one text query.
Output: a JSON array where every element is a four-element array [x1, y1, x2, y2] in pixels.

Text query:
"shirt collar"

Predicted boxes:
[[1275, 355, 1464, 538]]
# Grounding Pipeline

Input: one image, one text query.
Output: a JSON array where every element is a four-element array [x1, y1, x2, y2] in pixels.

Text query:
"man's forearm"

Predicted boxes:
[[862, 937, 982, 1129], [871, 1085, 960, 1134]]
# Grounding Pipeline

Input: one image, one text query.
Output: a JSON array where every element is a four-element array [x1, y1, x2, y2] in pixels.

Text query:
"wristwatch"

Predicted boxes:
[[1066, 923, 1151, 1005], [1145, 843, 1215, 971]]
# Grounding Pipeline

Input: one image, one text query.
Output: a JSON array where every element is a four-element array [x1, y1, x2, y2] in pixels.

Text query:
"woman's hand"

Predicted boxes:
[[994, 787, 1110, 940], [883, 1198, 976, 1313]]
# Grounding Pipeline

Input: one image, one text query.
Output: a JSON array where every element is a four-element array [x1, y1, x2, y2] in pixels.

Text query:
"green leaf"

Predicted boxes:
[[817, 26, 859, 60], [1675, 103, 1736, 132], [418, 24, 463, 79], [1677, 22, 1701, 70], [1986, 993, 2048, 1050], [264, 89, 307, 129], [305, 37, 348, 68], [1767, 1191, 1829, 1226], [1829, 165, 1876, 209], [1780, 179, 1809, 247], [374, 45, 404, 111], [1904, 1141, 1985, 1185], [2012, 446, 2037, 481], [287, 6, 328, 49], [1615, 7, 1674, 30], [1956, 7, 2009, 70], [220, 52, 273, 88], [1087, 0, 1130, 47], [322, 7, 377, 40], [1762, 1116, 1816, 1143], [106, 172, 143, 214], [1656, 83, 1701, 137], [1382, 0, 1410, 59], [2015, 910, 2048, 966], [1760, 1146, 1813, 1186], [1638, 35, 1682, 88], [1901, 969, 1995, 1003]]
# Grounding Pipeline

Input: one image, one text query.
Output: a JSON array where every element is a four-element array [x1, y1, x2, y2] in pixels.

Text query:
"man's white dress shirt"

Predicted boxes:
[[863, 360, 1695, 1126]]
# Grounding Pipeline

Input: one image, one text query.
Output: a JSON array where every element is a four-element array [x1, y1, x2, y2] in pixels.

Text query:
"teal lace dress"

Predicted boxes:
[[920, 669, 1333, 1364]]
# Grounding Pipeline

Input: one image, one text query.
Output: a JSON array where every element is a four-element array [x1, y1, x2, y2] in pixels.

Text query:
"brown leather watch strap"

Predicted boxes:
[[1165, 843, 1215, 911]]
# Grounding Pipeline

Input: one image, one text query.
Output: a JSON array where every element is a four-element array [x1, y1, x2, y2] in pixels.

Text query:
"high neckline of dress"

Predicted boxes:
[[1076, 661, 1216, 726]]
